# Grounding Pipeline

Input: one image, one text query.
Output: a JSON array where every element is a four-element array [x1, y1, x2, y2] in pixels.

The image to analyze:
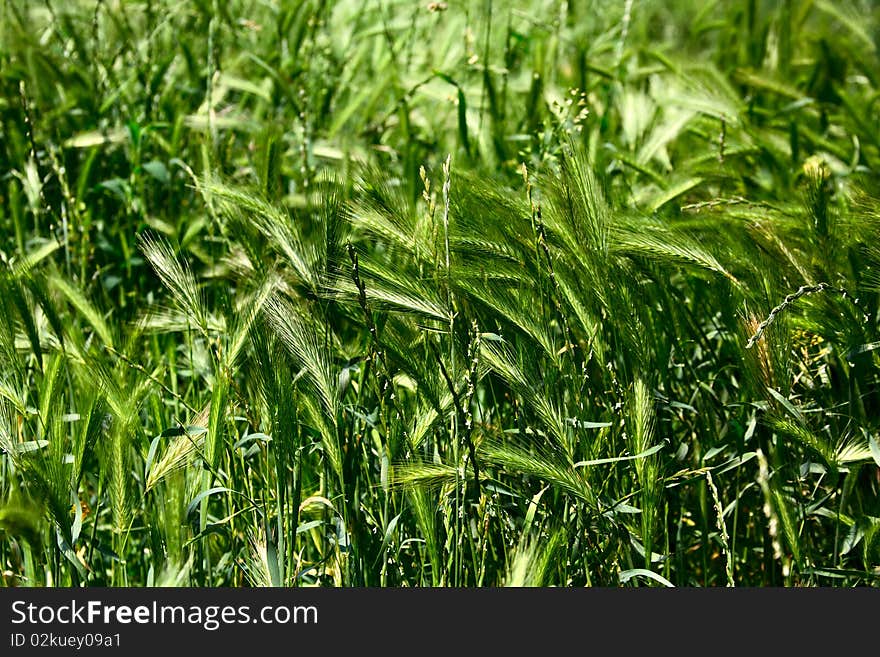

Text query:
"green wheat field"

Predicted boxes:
[[2, 0, 880, 588]]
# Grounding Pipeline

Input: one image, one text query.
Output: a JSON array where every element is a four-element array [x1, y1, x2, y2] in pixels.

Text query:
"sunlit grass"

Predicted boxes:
[[2, 0, 880, 588]]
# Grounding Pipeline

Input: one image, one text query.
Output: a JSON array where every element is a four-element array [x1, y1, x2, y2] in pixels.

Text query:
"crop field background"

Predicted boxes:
[[1, 0, 880, 588]]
